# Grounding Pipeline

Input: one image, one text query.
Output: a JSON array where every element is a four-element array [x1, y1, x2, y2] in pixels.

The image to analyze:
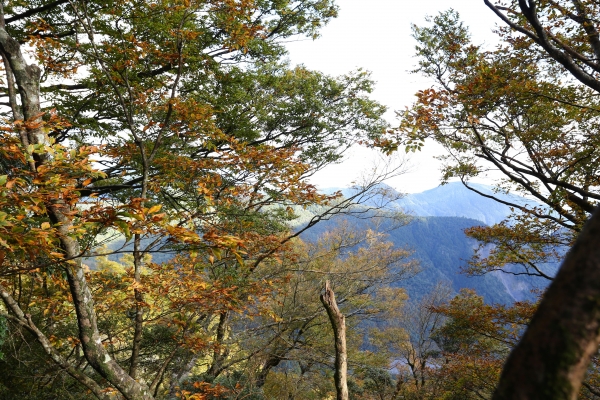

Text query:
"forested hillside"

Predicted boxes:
[[302, 212, 516, 304], [0, 0, 600, 399], [320, 182, 555, 303]]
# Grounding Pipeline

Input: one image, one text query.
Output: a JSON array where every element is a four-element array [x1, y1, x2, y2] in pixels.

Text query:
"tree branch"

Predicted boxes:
[[5, 0, 70, 23]]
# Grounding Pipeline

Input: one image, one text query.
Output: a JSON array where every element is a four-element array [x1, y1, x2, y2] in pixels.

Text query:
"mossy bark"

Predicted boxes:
[[493, 206, 600, 399]]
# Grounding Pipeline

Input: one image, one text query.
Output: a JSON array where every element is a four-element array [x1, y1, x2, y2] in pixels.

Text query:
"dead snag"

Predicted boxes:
[[320, 280, 348, 400]]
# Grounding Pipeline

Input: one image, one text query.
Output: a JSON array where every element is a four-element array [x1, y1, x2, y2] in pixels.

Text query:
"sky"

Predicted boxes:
[[285, 1, 502, 193]]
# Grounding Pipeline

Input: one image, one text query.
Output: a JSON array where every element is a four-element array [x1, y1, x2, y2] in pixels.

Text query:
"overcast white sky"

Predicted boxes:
[[286, 1, 501, 193]]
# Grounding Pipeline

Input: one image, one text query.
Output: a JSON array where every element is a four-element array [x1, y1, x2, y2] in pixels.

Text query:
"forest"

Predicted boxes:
[[0, 0, 599, 399]]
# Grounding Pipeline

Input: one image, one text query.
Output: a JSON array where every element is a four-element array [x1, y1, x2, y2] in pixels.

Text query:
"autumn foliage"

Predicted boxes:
[[0, 0, 401, 399], [399, 1, 600, 399]]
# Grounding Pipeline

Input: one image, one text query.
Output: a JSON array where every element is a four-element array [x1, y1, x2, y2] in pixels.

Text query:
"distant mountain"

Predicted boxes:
[[314, 182, 554, 303], [301, 213, 517, 304], [396, 182, 539, 225], [327, 182, 539, 226], [93, 183, 551, 305]]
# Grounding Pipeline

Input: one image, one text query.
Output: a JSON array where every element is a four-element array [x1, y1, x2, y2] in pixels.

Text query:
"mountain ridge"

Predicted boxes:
[[324, 181, 540, 225], [313, 182, 552, 303]]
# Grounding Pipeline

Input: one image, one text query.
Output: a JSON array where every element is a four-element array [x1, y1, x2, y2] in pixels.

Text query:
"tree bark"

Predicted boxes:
[[320, 280, 348, 400], [493, 205, 600, 400], [206, 311, 230, 379], [0, 19, 153, 400]]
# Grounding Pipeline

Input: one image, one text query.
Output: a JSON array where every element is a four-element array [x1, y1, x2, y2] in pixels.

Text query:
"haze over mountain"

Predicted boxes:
[[314, 182, 552, 303], [395, 182, 539, 225], [96, 183, 551, 304], [327, 182, 540, 225]]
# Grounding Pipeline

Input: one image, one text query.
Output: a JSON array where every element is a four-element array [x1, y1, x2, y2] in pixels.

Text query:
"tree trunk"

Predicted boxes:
[[320, 280, 348, 400], [0, 19, 153, 400], [493, 206, 600, 400], [206, 311, 230, 380]]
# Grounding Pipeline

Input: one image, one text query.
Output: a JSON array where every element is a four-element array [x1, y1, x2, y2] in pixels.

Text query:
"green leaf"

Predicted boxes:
[[114, 220, 132, 242]]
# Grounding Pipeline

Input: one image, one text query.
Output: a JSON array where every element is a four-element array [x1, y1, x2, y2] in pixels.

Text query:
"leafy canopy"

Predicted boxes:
[[0, 0, 393, 399]]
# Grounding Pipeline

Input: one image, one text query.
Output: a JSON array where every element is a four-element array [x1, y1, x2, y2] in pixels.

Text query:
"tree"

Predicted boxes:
[[320, 280, 348, 400], [400, 7, 599, 279], [0, 1, 392, 399], [492, 206, 600, 399], [431, 289, 535, 400], [399, 1, 600, 398], [369, 282, 450, 400]]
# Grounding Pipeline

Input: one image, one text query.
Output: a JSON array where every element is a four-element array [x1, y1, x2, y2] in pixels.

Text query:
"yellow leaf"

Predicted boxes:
[[148, 204, 162, 214]]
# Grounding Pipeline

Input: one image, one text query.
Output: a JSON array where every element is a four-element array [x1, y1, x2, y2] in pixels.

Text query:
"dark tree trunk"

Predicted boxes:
[[493, 206, 600, 400]]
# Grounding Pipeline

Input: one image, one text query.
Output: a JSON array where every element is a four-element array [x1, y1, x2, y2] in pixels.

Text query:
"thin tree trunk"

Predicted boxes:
[[493, 205, 600, 400], [169, 355, 200, 398], [129, 232, 146, 379], [320, 280, 348, 400], [255, 354, 282, 388], [206, 311, 230, 380], [0, 284, 116, 400]]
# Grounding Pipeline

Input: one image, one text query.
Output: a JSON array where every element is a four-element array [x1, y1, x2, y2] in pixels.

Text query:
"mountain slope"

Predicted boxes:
[[301, 214, 516, 304], [312, 183, 556, 303]]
